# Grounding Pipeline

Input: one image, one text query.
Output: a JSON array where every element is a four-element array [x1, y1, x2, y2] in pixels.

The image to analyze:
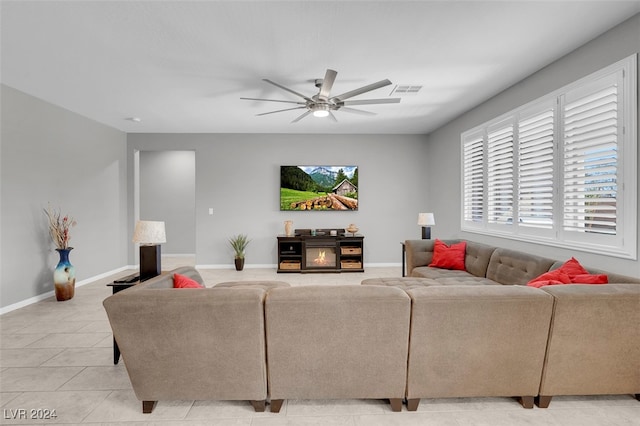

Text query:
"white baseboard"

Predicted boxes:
[[365, 263, 402, 268], [195, 263, 402, 269], [196, 263, 277, 269], [0, 265, 132, 315]]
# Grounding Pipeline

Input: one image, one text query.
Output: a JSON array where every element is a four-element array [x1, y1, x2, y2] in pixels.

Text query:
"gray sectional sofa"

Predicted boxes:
[[103, 239, 640, 413]]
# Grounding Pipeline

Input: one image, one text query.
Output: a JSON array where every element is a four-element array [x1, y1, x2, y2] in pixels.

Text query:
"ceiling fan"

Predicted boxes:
[[240, 69, 401, 123]]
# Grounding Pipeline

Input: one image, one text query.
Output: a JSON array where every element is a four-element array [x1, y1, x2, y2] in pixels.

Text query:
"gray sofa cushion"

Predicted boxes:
[[404, 239, 439, 273], [423, 275, 501, 286], [214, 281, 290, 290], [361, 277, 441, 289], [405, 285, 554, 401], [265, 285, 410, 401], [463, 241, 497, 277], [411, 266, 473, 280], [485, 248, 556, 285], [411, 266, 500, 284], [405, 240, 496, 279]]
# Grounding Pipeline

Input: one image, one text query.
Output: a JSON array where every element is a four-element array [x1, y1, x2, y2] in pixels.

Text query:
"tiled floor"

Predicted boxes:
[[1, 259, 639, 425]]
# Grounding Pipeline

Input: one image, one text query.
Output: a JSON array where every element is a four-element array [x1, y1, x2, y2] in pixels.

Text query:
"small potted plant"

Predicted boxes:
[[228, 234, 250, 271]]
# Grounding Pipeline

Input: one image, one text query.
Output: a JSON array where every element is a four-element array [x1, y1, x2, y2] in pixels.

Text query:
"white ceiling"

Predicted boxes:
[[2, 1, 639, 134]]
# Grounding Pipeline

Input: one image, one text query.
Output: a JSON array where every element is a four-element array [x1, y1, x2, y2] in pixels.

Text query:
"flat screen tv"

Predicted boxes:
[[280, 165, 358, 211]]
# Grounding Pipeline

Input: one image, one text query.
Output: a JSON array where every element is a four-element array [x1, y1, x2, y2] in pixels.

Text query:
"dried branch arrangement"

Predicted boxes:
[[44, 205, 77, 249]]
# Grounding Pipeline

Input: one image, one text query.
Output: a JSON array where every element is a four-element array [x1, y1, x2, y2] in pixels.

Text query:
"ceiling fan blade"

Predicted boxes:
[[330, 79, 393, 102], [340, 98, 401, 106], [291, 110, 313, 123], [240, 97, 306, 105], [339, 107, 377, 116], [318, 69, 337, 101], [263, 79, 313, 102], [256, 106, 306, 116], [328, 111, 338, 122]]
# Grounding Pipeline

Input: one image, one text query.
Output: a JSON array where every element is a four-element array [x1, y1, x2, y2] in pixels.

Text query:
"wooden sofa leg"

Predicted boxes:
[[389, 398, 402, 412], [142, 400, 157, 413], [519, 396, 534, 409], [406, 398, 420, 411], [250, 400, 266, 412], [535, 395, 553, 408], [270, 399, 284, 413]]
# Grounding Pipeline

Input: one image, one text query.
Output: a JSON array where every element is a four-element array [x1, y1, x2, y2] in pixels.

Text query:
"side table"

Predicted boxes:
[[401, 242, 406, 277], [106, 274, 141, 364]]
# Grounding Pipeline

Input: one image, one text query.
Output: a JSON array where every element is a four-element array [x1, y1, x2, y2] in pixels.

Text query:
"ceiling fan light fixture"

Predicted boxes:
[[312, 103, 330, 118]]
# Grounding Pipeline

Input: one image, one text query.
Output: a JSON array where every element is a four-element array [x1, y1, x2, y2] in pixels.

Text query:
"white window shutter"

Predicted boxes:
[[562, 75, 619, 236], [487, 124, 514, 225], [518, 106, 555, 229], [462, 133, 485, 225]]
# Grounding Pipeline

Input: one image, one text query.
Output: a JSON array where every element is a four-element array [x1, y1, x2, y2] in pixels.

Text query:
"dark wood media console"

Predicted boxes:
[[277, 228, 364, 273]]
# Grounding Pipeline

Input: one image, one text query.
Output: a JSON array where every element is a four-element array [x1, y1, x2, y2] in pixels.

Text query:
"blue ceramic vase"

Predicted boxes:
[[54, 248, 76, 301]]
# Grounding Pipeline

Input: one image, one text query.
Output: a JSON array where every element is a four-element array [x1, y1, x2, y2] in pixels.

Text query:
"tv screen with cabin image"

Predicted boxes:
[[280, 166, 358, 211]]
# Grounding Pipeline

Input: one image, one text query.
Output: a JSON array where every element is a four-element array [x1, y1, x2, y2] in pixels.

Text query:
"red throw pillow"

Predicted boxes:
[[527, 270, 572, 288], [556, 257, 589, 278], [173, 273, 204, 288], [571, 273, 608, 284], [429, 239, 466, 271]]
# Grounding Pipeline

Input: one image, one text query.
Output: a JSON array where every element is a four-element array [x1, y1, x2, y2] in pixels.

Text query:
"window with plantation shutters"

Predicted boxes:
[[462, 133, 484, 225], [518, 105, 554, 230], [487, 124, 514, 225], [562, 75, 619, 236], [460, 54, 636, 259]]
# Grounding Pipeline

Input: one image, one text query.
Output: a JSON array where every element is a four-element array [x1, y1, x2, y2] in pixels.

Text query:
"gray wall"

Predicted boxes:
[[139, 150, 196, 254], [128, 134, 430, 267], [0, 85, 129, 309], [426, 14, 640, 277]]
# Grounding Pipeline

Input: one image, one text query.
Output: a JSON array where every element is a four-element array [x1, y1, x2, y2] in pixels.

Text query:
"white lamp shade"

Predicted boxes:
[[132, 220, 166, 244], [417, 213, 435, 226]]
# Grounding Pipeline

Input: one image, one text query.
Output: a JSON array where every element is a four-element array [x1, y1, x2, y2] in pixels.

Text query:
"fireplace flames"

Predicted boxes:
[[308, 247, 335, 267], [314, 250, 327, 265]]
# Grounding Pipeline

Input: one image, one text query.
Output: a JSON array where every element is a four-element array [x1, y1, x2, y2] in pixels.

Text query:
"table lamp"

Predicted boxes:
[[132, 220, 166, 280], [418, 213, 435, 239]]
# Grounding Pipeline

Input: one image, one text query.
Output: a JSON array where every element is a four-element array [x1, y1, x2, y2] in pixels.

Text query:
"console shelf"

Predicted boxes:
[[277, 228, 364, 273]]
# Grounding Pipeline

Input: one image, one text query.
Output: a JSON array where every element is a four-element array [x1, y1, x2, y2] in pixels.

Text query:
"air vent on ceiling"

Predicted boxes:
[[390, 85, 422, 96]]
